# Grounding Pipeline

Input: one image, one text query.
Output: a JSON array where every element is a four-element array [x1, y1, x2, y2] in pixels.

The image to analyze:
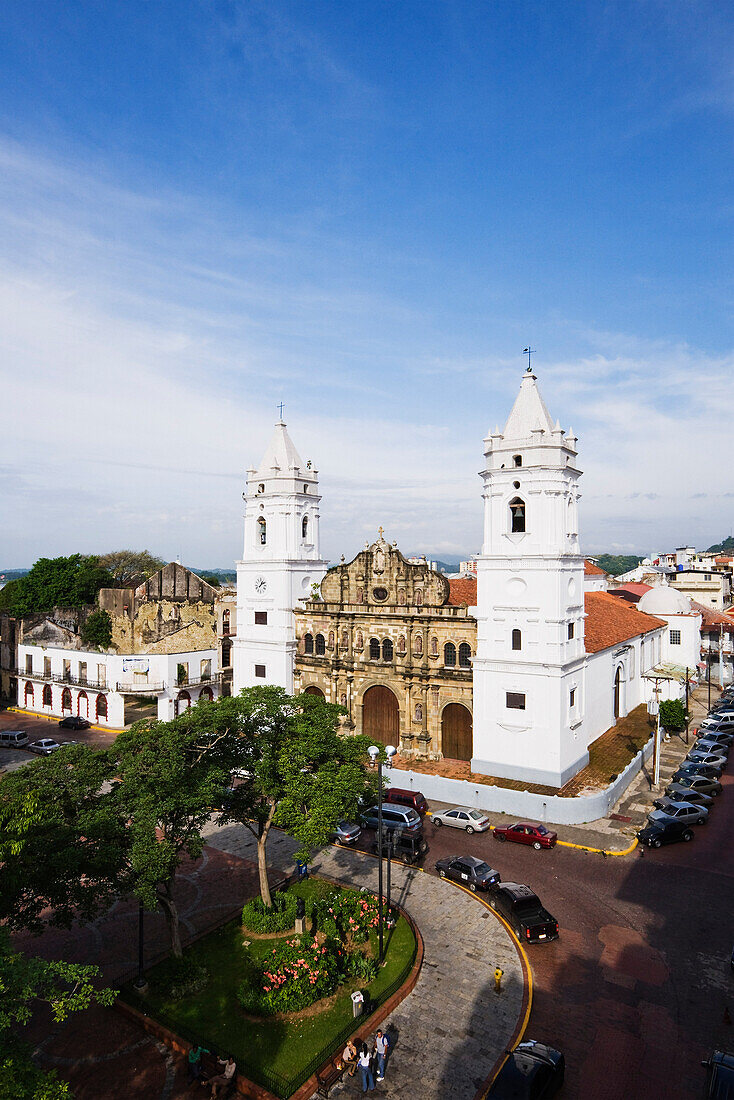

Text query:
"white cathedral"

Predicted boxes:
[[234, 369, 673, 790]]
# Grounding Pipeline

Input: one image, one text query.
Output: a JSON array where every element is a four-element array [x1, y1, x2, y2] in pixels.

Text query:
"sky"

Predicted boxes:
[[0, 0, 732, 568]]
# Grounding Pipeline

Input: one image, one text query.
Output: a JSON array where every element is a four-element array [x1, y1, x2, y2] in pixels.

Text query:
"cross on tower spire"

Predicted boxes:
[[523, 347, 536, 373], [277, 401, 285, 420]]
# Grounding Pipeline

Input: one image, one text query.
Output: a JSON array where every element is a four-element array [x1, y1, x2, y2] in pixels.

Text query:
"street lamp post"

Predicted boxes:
[[133, 899, 147, 993], [368, 743, 396, 964]]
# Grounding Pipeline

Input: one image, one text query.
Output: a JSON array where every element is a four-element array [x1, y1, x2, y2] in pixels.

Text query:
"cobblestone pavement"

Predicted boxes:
[[203, 820, 525, 1100]]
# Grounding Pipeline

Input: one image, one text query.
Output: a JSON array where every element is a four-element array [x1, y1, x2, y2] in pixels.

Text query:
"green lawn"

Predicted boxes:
[[123, 879, 416, 1096]]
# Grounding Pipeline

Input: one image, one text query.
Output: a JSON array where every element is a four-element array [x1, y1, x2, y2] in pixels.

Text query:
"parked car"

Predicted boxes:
[[493, 822, 558, 849], [655, 787, 714, 810], [58, 715, 91, 730], [331, 821, 362, 845], [432, 806, 492, 833], [637, 820, 694, 848], [700, 715, 734, 731], [693, 729, 733, 747], [487, 882, 559, 942], [701, 1051, 734, 1098], [435, 854, 500, 892], [666, 774, 722, 798], [360, 803, 423, 837], [27, 739, 62, 755], [693, 738, 730, 758], [0, 730, 29, 748], [685, 749, 728, 770], [648, 800, 708, 827], [384, 788, 428, 816], [373, 832, 428, 865], [672, 762, 723, 782], [487, 1040, 565, 1098]]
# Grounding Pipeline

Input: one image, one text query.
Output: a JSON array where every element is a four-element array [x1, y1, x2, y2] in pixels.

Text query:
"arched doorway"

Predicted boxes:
[[24, 681, 34, 706], [77, 690, 88, 717], [61, 687, 72, 713], [176, 690, 191, 716], [441, 703, 473, 761], [304, 685, 325, 698], [198, 686, 213, 702], [362, 685, 399, 746], [614, 667, 622, 719]]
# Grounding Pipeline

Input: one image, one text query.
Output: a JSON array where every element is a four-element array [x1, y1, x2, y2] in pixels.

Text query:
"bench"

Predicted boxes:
[[198, 1052, 236, 1097], [316, 1057, 348, 1097]]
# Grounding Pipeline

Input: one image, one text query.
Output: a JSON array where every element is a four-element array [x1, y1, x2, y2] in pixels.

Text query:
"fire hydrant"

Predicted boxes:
[[494, 967, 503, 994]]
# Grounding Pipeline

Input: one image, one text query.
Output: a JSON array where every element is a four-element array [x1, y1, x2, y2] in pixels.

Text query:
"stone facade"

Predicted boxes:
[[99, 562, 218, 655], [215, 587, 236, 695], [294, 534, 476, 759]]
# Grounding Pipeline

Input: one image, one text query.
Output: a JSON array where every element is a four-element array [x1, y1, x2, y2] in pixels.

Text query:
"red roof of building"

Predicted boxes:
[[584, 592, 666, 654], [691, 600, 734, 630], [584, 559, 606, 576], [447, 577, 477, 606], [608, 582, 652, 603]]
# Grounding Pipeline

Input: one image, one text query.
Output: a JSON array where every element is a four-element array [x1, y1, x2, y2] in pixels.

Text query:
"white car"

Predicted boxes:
[[27, 739, 62, 755], [432, 807, 492, 833]]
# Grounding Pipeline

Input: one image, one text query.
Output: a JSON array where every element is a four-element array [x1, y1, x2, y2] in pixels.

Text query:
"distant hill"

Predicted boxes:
[[595, 554, 644, 577], [706, 536, 734, 554], [0, 569, 29, 582], [190, 567, 236, 584]]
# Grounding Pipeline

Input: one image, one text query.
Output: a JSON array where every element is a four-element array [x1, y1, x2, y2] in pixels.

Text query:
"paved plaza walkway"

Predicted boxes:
[[203, 820, 525, 1100]]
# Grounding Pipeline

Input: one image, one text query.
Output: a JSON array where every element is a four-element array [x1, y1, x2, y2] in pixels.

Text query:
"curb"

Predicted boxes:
[[6, 707, 123, 734], [425, 810, 638, 857]]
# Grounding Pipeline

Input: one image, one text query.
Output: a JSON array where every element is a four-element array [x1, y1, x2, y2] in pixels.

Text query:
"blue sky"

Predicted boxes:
[[0, 1, 732, 567]]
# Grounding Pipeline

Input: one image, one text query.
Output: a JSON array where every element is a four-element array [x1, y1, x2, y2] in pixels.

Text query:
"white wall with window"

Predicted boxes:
[[637, 588, 702, 672]]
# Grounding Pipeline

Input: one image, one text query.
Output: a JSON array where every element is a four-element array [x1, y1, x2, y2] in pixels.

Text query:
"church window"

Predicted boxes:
[[315, 633, 326, 655], [397, 634, 406, 655], [670, 630, 681, 645], [506, 691, 526, 710], [444, 642, 456, 667], [458, 643, 472, 667], [42, 684, 52, 707], [509, 497, 526, 533], [398, 588, 406, 605], [255, 665, 266, 679], [258, 517, 267, 545], [221, 639, 232, 666], [413, 634, 423, 656], [255, 611, 268, 625], [96, 693, 107, 719], [373, 587, 388, 601], [356, 631, 364, 649], [257, 483, 265, 494], [369, 638, 381, 660], [430, 636, 438, 656], [512, 629, 522, 651], [328, 630, 335, 649], [304, 633, 314, 654], [302, 515, 309, 539], [341, 630, 349, 649], [569, 688, 576, 707], [382, 638, 393, 662], [513, 455, 522, 467], [568, 622, 574, 640], [303, 484, 309, 493], [414, 703, 423, 722], [415, 589, 423, 606]]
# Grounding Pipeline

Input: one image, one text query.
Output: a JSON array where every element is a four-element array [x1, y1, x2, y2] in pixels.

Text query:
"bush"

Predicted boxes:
[[659, 699, 686, 730], [150, 956, 209, 999], [241, 892, 297, 933], [312, 890, 380, 944], [237, 934, 343, 1015]]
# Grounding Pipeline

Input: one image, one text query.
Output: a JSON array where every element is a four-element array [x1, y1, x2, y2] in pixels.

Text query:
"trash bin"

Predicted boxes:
[[351, 991, 364, 1018]]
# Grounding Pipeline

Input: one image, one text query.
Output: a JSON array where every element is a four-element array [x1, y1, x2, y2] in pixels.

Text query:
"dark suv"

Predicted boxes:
[[637, 820, 694, 848], [487, 1041, 565, 1097], [702, 1050, 734, 1098]]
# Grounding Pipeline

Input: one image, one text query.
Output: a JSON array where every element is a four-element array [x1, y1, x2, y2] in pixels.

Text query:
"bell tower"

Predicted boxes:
[[233, 420, 328, 695], [471, 369, 588, 787]]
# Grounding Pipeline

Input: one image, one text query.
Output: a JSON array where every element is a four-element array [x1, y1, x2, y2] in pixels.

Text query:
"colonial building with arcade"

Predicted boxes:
[[234, 370, 671, 789]]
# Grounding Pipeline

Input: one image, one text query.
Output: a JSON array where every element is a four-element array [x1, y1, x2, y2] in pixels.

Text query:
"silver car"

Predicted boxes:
[[648, 799, 708, 827], [431, 807, 492, 833], [331, 821, 362, 845], [685, 749, 727, 770], [27, 739, 62, 755]]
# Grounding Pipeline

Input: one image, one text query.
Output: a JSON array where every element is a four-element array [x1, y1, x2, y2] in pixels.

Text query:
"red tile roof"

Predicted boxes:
[[584, 559, 606, 576], [584, 592, 666, 654], [447, 577, 477, 606], [609, 583, 652, 603], [691, 600, 734, 630]]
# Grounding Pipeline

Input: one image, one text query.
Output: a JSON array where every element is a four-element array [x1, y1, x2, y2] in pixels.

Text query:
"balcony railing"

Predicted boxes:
[[116, 681, 167, 694], [14, 668, 109, 691], [174, 673, 223, 689]]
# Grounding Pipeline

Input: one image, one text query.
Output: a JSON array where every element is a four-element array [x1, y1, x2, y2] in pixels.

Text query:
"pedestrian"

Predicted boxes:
[[358, 1042, 375, 1092], [207, 1054, 236, 1097], [187, 1044, 209, 1081], [374, 1029, 390, 1081], [342, 1039, 358, 1077]]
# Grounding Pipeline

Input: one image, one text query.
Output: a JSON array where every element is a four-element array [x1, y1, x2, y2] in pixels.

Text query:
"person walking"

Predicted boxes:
[[358, 1042, 375, 1092], [374, 1030, 390, 1081], [187, 1044, 209, 1081]]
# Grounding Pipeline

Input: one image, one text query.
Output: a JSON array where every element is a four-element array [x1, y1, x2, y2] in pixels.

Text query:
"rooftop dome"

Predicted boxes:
[[638, 586, 692, 616]]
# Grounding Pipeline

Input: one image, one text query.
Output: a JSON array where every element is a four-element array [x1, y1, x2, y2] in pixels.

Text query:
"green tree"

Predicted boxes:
[[0, 746, 129, 935], [594, 554, 644, 577], [200, 574, 221, 588], [7, 556, 113, 616], [112, 719, 231, 957], [0, 928, 116, 1100], [175, 687, 378, 908], [0, 579, 22, 612], [659, 698, 686, 730], [97, 550, 164, 588], [80, 609, 112, 650]]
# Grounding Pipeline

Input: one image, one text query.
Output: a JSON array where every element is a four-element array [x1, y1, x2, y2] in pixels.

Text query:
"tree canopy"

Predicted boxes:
[[594, 554, 643, 577], [80, 609, 112, 650], [97, 550, 164, 588], [4, 556, 114, 617]]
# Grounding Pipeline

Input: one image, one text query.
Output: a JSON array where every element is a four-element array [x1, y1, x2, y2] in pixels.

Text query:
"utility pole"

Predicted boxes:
[[685, 666, 690, 744]]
